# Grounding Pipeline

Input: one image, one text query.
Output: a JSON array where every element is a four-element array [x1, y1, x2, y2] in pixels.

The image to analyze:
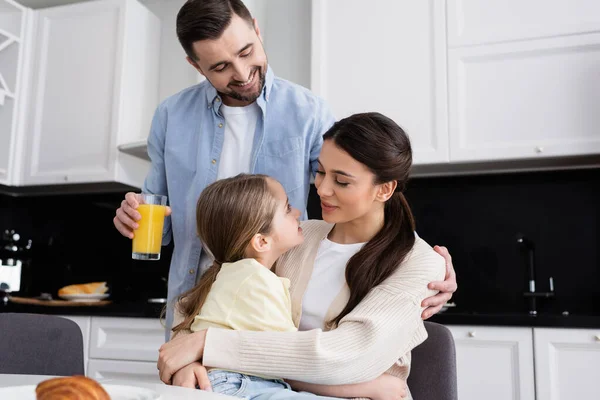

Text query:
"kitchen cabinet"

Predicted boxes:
[[446, 325, 535, 400], [0, 0, 28, 185], [87, 316, 164, 384], [87, 359, 161, 384], [446, 0, 600, 163], [310, 0, 449, 165], [534, 327, 600, 400], [446, 0, 600, 47], [89, 316, 165, 363], [447, 33, 600, 163], [0, 0, 159, 188], [310, 0, 600, 170]]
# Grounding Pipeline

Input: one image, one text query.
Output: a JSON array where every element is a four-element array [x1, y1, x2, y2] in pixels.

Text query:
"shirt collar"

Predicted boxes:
[[206, 65, 274, 113]]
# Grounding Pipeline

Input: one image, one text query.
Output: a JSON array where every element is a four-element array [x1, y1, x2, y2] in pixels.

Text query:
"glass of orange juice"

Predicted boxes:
[[132, 194, 168, 260]]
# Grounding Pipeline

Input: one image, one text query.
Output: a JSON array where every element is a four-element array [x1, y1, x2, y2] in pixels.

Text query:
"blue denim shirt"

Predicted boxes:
[[142, 67, 335, 332]]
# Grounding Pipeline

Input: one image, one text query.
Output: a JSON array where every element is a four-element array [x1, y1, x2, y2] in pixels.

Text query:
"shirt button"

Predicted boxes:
[[189, 269, 195, 275], [218, 123, 223, 128], [212, 159, 216, 164]]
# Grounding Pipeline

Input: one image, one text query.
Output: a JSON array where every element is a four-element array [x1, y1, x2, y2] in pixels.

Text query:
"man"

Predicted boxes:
[[113, 0, 456, 347]]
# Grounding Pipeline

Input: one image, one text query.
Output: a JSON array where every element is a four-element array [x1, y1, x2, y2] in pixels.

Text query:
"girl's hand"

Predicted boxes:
[[172, 361, 212, 391], [422, 245, 457, 319], [158, 330, 207, 384], [372, 374, 408, 400]]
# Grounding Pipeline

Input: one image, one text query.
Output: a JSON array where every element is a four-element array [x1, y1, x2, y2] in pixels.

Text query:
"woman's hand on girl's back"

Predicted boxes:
[[158, 329, 207, 384], [372, 374, 408, 400], [172, 361, 212, 391], [421, 245, 458, 319]]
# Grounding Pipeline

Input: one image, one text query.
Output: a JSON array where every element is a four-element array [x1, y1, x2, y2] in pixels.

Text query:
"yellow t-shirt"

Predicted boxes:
[[190, 258, 297, 333]]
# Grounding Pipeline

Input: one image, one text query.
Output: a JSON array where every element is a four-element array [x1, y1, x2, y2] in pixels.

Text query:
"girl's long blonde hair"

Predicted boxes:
[[171, 174, 278, 335]]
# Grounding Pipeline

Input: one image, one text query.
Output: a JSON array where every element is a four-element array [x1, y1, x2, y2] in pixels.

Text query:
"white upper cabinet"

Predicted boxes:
[[18, 0, 159, 186], [448, 33, 600, 162], [447, 0, 600, 47], [311, 0, 449, 165], [0, 0, 159, 188], [0, 0, 28, 185], [446, 1, 600, 163]]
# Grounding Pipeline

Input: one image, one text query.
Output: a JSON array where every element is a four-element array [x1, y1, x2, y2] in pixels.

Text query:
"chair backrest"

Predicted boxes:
[[408, 321, 458, 400], [0, 313, 84, 376]]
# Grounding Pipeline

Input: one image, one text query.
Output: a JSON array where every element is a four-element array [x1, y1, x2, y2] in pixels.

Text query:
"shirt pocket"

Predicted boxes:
[[258, 136, 304, 194]]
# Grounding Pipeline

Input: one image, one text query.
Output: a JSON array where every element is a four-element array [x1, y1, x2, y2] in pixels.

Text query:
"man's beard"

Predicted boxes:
[[220, 66, 266, 103]]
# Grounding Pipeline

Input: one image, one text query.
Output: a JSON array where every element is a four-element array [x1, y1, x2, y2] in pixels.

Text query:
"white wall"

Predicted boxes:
[[261, 0, 311, 89], [142, 0, 201, 100]]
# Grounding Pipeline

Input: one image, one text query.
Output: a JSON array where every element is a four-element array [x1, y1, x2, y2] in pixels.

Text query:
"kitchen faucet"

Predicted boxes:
[[516, 233, 555, 315]]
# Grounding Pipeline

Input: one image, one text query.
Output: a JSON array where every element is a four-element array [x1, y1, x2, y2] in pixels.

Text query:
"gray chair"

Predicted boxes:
[[0, 313, 84, 376], [408, 321, 458, 400]]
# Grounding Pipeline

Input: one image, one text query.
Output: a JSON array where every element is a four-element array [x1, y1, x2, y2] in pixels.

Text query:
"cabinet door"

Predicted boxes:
[[87, 359, 161, 384], [447, 0, 600, 47], [311, 0, 449, 165], [448, 33, 600, 162], [21, 0, 126, 185], [534, 328, 600, 400], [447, 326, 535, 400], [90, 317, 165, 362], [0, 0, 27, 185]]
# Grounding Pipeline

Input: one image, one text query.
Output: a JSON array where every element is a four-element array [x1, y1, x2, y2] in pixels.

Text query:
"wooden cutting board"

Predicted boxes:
[[9, 296, 111, 307]]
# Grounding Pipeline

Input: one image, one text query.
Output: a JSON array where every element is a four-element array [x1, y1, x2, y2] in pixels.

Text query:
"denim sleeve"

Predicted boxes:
[[142, 104, 172, 245], [310, 99, 336, 177]]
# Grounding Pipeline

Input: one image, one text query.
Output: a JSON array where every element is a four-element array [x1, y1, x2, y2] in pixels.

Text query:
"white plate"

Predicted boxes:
[[0, 384, 161, 399], [58, 293, 110, 302]]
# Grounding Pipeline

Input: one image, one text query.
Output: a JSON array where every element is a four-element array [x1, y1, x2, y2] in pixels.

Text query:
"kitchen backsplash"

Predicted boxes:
[[0, 190, 172, 301], [1, 167, 598, 314], [308, 167, 600, 317]]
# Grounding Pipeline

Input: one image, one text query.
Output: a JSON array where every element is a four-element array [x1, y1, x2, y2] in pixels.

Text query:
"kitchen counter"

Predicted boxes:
[[0, 299, 165, 319], [2, 299, 599, 328], [430, 310, 600, 329]]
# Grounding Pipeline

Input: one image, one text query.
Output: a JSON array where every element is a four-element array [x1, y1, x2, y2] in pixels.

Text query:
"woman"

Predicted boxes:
[[159, 113, 451, 399]]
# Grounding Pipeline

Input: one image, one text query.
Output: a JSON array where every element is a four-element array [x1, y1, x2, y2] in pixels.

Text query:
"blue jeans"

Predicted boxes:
[[208, 370, 340, 400]]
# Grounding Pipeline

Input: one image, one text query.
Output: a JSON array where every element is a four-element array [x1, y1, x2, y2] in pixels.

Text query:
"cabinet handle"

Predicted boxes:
[[468, 331, 476, 338], [535, 146, 544, 154]]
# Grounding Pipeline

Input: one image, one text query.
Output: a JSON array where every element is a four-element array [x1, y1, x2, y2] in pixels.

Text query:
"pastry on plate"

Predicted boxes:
[[36, 375, 110, 400], [58, 282, 108, 296]]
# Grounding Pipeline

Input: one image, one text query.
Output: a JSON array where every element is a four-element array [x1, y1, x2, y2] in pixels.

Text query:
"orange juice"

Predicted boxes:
[[132, 204, 166, 259]]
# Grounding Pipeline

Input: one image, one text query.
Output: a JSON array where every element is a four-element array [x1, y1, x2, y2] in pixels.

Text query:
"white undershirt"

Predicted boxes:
[[216, 102, 259, 180], [199, 102, 260, 277], [299, 238, 366, 331]]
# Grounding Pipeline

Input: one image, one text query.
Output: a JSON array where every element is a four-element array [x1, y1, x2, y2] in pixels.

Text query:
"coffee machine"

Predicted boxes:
[[0, 229, 33, 300]]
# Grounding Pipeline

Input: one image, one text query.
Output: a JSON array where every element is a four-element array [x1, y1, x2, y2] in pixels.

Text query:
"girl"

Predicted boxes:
[[162, 113, 447, 400], [172, 173, 406, 399]]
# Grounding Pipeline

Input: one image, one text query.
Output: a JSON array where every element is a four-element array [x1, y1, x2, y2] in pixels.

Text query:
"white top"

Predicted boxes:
[[199, 102, 260, 275], [216, 102, 260, 180], [298, 238, 365, 330]]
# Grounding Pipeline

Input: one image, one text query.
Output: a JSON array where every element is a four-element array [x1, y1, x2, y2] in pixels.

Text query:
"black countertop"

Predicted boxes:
[[2, 299, 599, 329], [429, 310, 600, 329], [0, 299, 166, 319]]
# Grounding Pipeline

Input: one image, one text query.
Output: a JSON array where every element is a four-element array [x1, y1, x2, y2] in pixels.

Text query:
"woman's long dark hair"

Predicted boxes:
[[325, 112, 416, 328]]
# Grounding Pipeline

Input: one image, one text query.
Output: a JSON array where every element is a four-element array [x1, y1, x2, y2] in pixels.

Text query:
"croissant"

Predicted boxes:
[[58, 282, 108, 296], [35, 376, 110, 400]]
